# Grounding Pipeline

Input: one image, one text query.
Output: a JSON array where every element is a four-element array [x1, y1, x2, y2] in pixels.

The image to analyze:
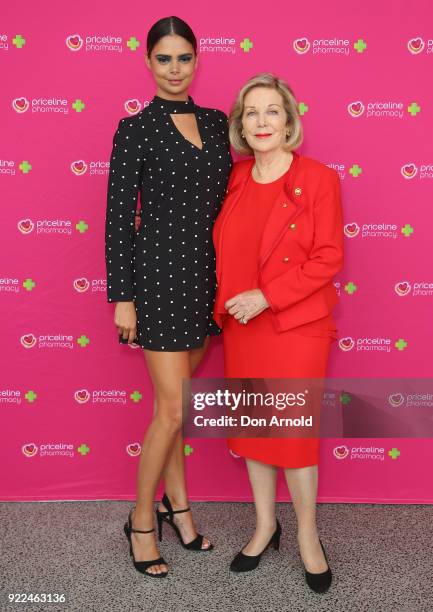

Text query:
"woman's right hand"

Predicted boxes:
[[114, 301, 137, 344]]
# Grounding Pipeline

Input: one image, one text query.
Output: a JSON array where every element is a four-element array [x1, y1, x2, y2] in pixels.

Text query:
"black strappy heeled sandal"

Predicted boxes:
[[123, 507, 168, 577], [155, 492, 214, 551]]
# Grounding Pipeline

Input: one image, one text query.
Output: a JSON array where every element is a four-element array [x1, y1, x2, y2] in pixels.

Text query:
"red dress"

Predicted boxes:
[[219, 165, 334, 468]]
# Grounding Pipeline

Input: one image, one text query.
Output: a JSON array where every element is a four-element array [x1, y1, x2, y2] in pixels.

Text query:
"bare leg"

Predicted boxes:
[[158, 336, 210, 505], [156, 336, 211, 548], [284, 465, 328, 573], [240, 458, 278, 555], [130, 349, 191, 575]]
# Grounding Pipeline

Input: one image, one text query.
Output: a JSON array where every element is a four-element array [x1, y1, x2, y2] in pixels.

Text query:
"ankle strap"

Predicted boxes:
[[130, 527, 155, 534], [162, 492, 190, 519]]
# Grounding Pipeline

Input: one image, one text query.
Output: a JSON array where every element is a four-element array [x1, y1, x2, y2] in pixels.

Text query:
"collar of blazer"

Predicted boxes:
[[216, 151, 305, 272]]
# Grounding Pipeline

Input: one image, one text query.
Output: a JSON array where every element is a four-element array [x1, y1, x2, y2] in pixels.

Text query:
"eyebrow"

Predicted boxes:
[[155, 53, 193, 58], [244, 104, 282, 109]]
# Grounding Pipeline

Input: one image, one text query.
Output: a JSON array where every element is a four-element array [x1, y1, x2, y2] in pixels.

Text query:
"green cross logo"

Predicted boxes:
[[240, 38, 253, 52], [401, 224, 413, 237], [130, 390, 142, 403], [184, 444, 194, 456], [19, 161, 32, 174], [77, 443, 90, 455], [23, 278, 36, 291], [388, 447, 400, 460], [353, 39, 367, 53], [344, 282, 357, 295], [77, 335, 90, 347], [13, 34, 26, 48], [349, 164, 362, 177], [76, 220, 88, 233], [340, 392, 352, 405], [25, 390, 37, 403], [394, 338, 407, 351], [407, 102, 420, 117], [72, 99, 85, 113], [298, 102, 309, 116], [127, 37, 140, 51]]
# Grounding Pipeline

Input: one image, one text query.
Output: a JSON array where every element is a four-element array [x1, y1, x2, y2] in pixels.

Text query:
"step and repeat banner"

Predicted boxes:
[[2, 1, 433, 503]]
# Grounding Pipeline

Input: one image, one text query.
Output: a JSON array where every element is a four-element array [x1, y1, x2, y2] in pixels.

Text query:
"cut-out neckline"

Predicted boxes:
[[169, 113, 204, 152]]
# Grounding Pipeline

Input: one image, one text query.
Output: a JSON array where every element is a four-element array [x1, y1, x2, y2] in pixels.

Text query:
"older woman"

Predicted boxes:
[[212, 73, 343, 592]]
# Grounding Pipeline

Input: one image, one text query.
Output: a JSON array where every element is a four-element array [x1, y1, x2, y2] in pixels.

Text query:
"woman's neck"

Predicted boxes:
[[252, 149, 294, 184], [155, 88, 189, 102]]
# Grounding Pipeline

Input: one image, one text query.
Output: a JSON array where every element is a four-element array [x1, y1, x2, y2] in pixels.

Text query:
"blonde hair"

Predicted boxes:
[[229, 72, 303, 156]]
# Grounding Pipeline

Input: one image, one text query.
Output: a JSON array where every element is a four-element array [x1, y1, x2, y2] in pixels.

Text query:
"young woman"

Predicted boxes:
[[104, 16, 232, 577]]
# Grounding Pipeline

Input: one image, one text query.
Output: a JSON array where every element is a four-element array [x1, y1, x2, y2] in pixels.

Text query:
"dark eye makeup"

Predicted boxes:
[[155, 54, 193, 64]]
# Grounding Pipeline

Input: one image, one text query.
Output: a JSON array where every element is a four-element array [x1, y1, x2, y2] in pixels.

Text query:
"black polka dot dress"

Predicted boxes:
[[104, 95, 233, 350]]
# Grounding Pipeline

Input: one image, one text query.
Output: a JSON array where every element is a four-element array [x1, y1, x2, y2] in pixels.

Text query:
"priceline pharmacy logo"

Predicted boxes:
[[20, 334, 90, 350], [124, 99, 151, 115], [388, 392, 433, 407], [0, 33, 26, 51], [400, 163, 433, 180], [73, 278, 106, 294], [395, 281, 433, 298], [17, 218, 89, 236], [22, 443, 88, 458], [199, 36, 254, 54], [347, 100, 421, 119], [343, 222, 414, 239], [126, 443, 141, 457], [407, 37, 433, 54], [66, 33, 134, 53], [70, 160, 110, 176], [292, 37, 367, 55], [74, 388, 143, 405], [332, 444, 400, 462], [12, 96, 84, 115], [338, 337, 409, 353]]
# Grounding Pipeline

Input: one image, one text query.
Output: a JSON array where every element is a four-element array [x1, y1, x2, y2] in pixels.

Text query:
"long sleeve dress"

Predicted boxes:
[[214, 156, 338, 468], [105, 95, 232, 350]]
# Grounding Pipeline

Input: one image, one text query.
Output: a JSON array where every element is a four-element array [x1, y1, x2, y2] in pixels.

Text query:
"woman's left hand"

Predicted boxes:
[[225, 289, 269, 324]]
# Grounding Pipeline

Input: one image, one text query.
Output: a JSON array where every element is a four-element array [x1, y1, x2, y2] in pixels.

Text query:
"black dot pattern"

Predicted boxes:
[[105, 95, 233, 350]]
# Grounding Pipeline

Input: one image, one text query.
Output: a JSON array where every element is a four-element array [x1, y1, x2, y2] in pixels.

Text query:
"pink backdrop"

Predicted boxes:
[[2, 1, 433, 503]]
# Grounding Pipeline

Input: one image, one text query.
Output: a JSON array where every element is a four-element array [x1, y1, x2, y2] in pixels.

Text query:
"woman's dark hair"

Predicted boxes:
[[147, 16, 197, 56]]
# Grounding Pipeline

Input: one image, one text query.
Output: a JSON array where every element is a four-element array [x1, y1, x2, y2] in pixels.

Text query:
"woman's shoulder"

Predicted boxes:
[[225, 158, 253, 190], [196, 104, 228, 122], [111, 107, 154, 138], [232, 158, 254, 175], [299, 153, 339, 183], [112, 112, 141, 132]]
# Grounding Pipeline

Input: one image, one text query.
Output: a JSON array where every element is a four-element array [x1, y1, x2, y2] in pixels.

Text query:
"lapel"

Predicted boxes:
[[216, 153, 305, 281], [258, 152, 305, 269]]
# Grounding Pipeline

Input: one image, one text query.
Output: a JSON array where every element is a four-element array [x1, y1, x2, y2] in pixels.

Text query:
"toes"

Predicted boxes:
[[147, 564, 166, 575], [202, 537, 211, 549]]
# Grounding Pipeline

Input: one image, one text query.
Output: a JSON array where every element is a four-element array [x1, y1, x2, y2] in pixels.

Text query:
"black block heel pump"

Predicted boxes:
[[156, 492, 214, 551], [303, 538, 332, 593], [230, 519, 282, 572]]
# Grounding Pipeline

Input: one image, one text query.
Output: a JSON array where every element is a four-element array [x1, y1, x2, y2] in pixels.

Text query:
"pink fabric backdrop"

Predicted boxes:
[[2, 0, 433, 502]]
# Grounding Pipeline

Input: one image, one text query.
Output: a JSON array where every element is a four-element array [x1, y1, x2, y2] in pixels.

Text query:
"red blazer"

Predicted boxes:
[[212, 152, 344, 333]]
